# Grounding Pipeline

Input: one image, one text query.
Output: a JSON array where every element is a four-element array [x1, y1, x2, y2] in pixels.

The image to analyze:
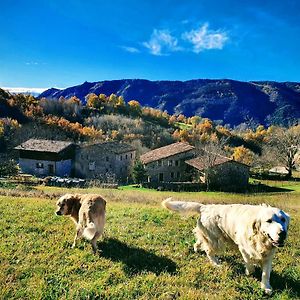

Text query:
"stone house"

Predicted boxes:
[[74, 141, 136, 183], [140, 142, 195, 183], [186, 156, 250, 192], [14, 139, 74, 177]]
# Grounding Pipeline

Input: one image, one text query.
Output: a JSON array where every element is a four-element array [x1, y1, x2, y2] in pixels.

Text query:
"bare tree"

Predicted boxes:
[[195, 138, 229, 191], [268, 125, 300, 178]]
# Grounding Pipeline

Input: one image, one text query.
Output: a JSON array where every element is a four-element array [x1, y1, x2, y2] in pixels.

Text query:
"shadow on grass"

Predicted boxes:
[[247, 183, 294, 193], [222, 255, 300, 297], [98, 238, 177, 275]]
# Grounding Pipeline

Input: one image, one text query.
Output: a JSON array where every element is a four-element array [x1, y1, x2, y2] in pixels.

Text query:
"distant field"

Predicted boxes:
[[1, 182, 300, 299]]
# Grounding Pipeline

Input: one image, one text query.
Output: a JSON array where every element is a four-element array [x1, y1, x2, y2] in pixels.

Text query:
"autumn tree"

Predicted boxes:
[[232, 145, 254, 165], [86, 93, 101, 109], [268, 125, 300, 178], [128, 100, 142, 116]]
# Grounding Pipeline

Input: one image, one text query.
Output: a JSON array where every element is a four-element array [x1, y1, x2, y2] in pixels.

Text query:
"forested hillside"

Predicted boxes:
[[1, 88, 300, 178], [39, 79, 300, 127]]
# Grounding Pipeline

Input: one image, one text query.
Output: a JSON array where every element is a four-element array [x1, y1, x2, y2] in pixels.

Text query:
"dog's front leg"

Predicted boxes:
[[239, 248, 254, 275], [72, 225, 83, 249], [261, 256, 274, 294]]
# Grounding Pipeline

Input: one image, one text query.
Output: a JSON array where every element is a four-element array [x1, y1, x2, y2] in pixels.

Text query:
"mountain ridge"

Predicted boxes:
[[39, 79, 300, 127]]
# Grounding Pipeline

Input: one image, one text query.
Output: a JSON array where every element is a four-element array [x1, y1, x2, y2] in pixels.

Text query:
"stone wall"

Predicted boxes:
[[18, 158, 72, 177], [74, 145, 135, 183], [206, 161, 249, 192], [145, 151, 194, 183]]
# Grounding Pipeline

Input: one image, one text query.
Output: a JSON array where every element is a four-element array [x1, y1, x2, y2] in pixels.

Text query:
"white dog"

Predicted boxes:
[[56, 193, 106, 253], [162, 198, 290, 294]]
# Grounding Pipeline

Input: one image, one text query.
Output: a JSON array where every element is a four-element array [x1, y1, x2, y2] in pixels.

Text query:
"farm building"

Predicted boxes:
[[14, 139, 74, 177], [74, 141, 136, 183], [186, 156, 250, 192], [15, 139, 136, 183], [140, 142, 195, 183]]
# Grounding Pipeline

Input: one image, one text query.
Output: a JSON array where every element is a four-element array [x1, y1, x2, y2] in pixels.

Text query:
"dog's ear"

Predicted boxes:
[[252, 219, 261, 235], [65, 195, 81, 215]]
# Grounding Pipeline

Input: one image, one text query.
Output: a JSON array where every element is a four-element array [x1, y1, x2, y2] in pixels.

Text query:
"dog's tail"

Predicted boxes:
[[162, 197, 202, 215], [83, 222, 97, 240]]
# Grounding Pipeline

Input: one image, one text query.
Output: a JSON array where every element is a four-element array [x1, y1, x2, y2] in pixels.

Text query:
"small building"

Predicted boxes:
[[74, 141, 136, 183], [140, 142, 195, 183], [186, 156, 250, 192], [14, 139, 74, 177]]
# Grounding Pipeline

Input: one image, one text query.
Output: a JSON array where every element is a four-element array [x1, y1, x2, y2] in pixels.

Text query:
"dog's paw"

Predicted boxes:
[[261, 283, 273, 295], [245, 266, 254, 276], [264, 288, 273, 295]]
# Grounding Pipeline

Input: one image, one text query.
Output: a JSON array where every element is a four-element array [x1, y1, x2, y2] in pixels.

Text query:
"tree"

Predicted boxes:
[[86, 93, 101, 109], [132, 160, 147, 184], [195, 138, 228, 191], [232, 145, 254, 165], [268, 125, 300, 178], [128, 100, 142, 116], [0, 159, 19, 177]]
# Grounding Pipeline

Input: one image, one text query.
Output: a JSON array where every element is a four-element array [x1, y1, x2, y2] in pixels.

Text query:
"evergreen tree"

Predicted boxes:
[[132, 160, 147, 184]]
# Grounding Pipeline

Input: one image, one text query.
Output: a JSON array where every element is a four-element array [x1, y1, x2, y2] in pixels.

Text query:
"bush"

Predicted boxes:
[[0, 159, 19, 177]]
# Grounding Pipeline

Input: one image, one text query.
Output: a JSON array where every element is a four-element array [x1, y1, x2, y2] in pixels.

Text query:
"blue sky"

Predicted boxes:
[[0, 0, 299, 90]]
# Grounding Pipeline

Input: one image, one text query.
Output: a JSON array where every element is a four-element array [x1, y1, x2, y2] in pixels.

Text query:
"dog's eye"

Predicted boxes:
[[266, 219, 272, 223]]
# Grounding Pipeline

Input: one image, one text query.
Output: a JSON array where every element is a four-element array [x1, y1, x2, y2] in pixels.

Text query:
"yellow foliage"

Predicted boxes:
[[232, 146, 254, 165]]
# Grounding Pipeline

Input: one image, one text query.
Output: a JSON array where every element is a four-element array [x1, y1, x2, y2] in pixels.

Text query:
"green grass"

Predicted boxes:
[[1, 183, 300, 299], [174, 122, 192, 130]]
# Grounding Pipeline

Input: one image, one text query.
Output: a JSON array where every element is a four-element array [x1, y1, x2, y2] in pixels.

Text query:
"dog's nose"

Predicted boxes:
[[56, 211, 62, 216], [279, 230, 287, 241]]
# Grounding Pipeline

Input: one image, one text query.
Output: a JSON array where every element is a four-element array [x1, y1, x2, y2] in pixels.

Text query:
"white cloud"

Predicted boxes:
[[143, 29, 180, 56], [25, 62, 39, 65], [182, 23, 228, 53], [1, 87, 49, 95], [121, 46, 140, 53]]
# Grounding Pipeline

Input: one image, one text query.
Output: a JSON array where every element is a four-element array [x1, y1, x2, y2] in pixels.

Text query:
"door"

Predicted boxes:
[[48, 164, 54, 175]]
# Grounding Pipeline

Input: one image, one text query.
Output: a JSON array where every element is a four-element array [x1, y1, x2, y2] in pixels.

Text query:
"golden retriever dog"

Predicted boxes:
[[162, 198, 290, 294], [56, 193, 106, 253]]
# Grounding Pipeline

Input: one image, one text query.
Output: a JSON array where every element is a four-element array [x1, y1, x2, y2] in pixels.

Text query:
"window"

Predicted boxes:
[[159, 173, 164, 182], [120, 155, 123, 161], [157, 160, 162, 167], [177, 172, 180, 179], [106, 156, 109, 162], [171, 172, 174, 179], [36, 162, 44, 169], [88, 161, 95, 171], [126, 154, 128, 159], [130, 153, 133, 159], [175, 160, 179, 166], [168, 160, 173, 166]]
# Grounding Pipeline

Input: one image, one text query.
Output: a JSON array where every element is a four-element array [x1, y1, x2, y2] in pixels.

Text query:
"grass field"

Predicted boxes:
[[0, 181, 300, 299]]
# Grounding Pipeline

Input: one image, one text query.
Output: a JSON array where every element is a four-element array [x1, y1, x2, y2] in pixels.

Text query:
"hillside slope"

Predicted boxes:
[[39, 79, 300, 127]]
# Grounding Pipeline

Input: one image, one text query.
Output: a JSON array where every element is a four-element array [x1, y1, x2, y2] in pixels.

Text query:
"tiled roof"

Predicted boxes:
[[140, 142, 195, 164], [15, 139, 73, 153], [186, 155, 248, 171], [79, 141, 135, 154]]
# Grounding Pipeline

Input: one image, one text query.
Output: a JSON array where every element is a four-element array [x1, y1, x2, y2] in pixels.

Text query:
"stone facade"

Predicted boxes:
[[140, 142, 195, 183], [74, 142, 136, 183], [15, 139, 74, 177], [18, 158, 72, 177], [197, 161, 250, 192]]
